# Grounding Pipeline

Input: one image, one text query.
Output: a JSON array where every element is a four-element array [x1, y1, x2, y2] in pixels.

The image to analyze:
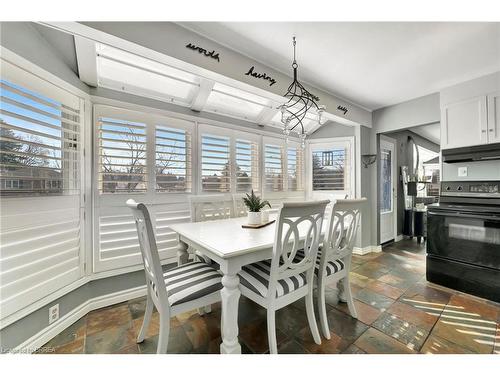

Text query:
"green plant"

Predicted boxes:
[[242, 190, 271, 212]]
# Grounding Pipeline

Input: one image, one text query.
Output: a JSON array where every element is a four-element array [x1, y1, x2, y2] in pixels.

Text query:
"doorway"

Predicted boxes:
[[379, 136, 397, 244]]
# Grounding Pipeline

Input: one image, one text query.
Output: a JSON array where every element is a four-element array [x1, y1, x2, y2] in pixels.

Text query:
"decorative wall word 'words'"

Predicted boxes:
[[186, 43, 220, 62], [245, 66, 277, 86]]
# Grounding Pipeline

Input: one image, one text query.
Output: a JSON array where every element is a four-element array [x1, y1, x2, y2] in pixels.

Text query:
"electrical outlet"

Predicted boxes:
[[49, 304, 59, 325], [458, 166, 468, 177]]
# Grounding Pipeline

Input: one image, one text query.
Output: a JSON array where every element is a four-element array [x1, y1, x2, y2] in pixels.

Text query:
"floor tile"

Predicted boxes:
[[275, 305, 310, 339], [238, 319, 287, 354], [295, 326, 343, 354], [85, 323, 136, 353], [44, 317, 86, 349], [333, 299, 382, 325], [355, 289, 395, 312], [351, 262, 391, 279], [387, 301, 440, 331], [276, 338, 308, 354], [420, 334, 474, 354], [326, 308, 369, 351], [354, 327, 416, 354], [342, 344, 366, 354], [365, 280, 405, 300], [372, 312, 429, 351], [86, 304, 132, 336], [45, 338, 85, 354], [429, 294, 499, 354], [137, 324, 193, 354]]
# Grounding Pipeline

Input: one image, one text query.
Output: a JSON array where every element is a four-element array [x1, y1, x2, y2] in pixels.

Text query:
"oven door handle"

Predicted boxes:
[[428, 210, 500, 221]]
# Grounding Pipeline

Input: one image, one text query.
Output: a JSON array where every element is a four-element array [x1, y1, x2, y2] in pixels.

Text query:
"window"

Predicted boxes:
[[264, 143, 284, 192], [235, 139, 259, 193], [97, 117, 147, 193], [0, 79, 81, 196], [413, 145, 440, 198], [201, 134, 231, 193], [0, 63, 83, 319], [310, 139, 353, 195], [287, 146, 304, 191], [156, 125, 192, 192]]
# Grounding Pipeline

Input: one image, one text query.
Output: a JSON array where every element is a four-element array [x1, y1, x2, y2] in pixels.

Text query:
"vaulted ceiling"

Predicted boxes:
[[180, 22, 500, 110]]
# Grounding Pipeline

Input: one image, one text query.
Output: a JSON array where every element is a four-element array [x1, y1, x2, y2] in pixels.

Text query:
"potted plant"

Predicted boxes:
[[243, 190, 271, 225]]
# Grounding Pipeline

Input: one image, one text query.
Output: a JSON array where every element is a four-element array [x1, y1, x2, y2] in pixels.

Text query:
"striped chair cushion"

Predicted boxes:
[[238, 259, 307, 298], [163, 262, 222, 306], [294, 248, 345, 277]]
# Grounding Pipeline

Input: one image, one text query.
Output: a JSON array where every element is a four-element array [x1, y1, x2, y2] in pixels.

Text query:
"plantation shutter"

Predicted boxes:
[[287, 145, 304, 191], [155, 125, 192, 193], [0, 61, 83, 319], [94, 106, 194, 273], [201, 134, 231, 193], [235, 139, 259, 193], [264, 143, 284, 192], [97, 117, 147, 194]]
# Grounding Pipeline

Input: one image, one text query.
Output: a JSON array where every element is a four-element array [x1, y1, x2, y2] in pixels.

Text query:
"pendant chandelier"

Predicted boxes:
[[279, 37, 325, 148]]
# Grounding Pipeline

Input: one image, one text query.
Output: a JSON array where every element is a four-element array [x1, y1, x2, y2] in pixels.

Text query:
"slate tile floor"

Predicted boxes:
[[38, 239, 500, 354]]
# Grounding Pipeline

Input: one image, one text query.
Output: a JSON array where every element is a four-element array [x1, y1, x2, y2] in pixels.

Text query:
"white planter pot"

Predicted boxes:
[[247, 211, 262, 225]]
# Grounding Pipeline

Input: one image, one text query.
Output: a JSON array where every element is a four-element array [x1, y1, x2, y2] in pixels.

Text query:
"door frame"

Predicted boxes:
[[379, 135, 398, 244]]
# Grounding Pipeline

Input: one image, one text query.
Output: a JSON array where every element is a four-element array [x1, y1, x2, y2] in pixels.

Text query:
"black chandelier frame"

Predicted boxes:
[[279, 37, 325, 138]]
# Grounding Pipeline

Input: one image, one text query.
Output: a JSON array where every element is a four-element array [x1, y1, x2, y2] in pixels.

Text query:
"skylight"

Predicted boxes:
[[96, 45, 200, 105], [204, 83, 273, 122]]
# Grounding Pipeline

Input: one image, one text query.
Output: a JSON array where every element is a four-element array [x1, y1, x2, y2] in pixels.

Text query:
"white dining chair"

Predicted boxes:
[[189, 194, 234, 222], [238, 200, 330, 354], [313, 198, 365, 339], [232, 193, 248, 217], [126, 199, 223, 354]]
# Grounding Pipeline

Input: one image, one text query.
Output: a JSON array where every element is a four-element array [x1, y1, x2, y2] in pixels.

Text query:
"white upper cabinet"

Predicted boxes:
[[441, 96, 488, 149], [440, 73, 500, 150], [487, 91, 500, 144]]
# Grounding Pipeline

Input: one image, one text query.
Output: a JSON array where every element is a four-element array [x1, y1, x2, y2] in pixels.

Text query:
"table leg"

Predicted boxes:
[[220, 272, 241, 354], [177, 239, 189, 266]]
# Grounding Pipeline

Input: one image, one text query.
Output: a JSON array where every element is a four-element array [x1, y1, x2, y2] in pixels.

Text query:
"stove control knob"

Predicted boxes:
[[445, 186, 451, 191], [457, 186, 463, 191]]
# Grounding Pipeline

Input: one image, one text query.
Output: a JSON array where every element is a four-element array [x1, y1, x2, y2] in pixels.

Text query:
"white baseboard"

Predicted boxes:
[[353, 245, 382, 255], [13, 285, 146, 354]]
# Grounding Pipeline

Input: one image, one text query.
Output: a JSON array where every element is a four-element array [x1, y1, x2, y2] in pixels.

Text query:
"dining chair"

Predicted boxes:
[[312, 198, 365, 339], [189, 194, 234, 222], [238, 200, 330, 354], [126, 199, 223, 354], [232, 193, 248, 217]]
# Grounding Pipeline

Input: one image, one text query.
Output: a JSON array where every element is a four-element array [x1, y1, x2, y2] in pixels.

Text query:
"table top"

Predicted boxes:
[[170, 214, 326, 259]]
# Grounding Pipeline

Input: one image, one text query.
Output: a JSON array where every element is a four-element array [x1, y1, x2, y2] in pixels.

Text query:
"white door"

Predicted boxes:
[[487, 91, 500, 144], [379, 138, 397, 244], [441, 96, 488, 149]]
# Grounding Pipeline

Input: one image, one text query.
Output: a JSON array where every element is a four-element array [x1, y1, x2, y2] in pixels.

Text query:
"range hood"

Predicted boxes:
[[442, 143, 500, 163]]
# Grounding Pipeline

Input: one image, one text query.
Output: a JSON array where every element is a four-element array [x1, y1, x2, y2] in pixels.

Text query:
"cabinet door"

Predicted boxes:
[[487, 91, 500, 144], [441, 96, 488, 149]]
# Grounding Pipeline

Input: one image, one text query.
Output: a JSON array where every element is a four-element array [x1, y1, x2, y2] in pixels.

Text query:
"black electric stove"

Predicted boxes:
[[426, 180, 500, 302]]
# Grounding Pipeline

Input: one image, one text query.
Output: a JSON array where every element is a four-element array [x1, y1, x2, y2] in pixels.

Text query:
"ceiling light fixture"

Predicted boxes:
[[279, 36, 326, 148]]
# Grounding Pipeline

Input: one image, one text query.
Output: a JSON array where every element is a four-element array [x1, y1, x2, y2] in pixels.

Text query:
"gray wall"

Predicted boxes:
[[0, 22, 89, 93], [373, 93, 440, 134], [309, 122, 355, 139]]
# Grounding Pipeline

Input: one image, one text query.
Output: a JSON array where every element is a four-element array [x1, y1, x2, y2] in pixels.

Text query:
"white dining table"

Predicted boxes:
[[170, 214, 330, 354]]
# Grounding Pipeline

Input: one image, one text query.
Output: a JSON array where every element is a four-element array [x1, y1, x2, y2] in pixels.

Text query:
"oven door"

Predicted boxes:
[[427, 209, 500, 270]]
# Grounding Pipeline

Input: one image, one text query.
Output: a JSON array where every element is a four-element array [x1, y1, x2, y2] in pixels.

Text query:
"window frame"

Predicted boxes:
[[307, 136, 355, 198]]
